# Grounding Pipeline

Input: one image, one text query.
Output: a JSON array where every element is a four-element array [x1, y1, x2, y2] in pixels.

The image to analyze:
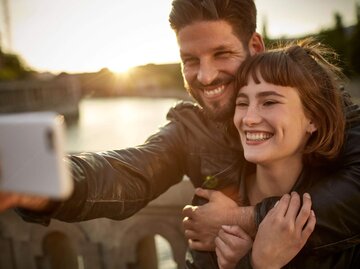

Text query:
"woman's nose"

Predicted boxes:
[[242, 106, 262, 126]]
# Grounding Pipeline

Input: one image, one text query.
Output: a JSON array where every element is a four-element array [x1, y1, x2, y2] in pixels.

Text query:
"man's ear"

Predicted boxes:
[[248, 32, 265, 56]]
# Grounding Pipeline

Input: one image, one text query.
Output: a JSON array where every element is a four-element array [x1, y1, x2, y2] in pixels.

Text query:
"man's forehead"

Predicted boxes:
[[177, 20, 243, 54]]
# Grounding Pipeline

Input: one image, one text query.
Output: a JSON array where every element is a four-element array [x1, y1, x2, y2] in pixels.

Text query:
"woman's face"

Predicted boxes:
[[233, 76, 316, 166]]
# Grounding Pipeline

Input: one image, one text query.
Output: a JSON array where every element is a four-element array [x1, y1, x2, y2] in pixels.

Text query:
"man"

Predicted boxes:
[[1, 0, 360, 267]]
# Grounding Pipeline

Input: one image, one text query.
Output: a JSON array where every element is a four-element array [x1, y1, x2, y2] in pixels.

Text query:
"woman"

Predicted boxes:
[[215, 39, 358, 268]]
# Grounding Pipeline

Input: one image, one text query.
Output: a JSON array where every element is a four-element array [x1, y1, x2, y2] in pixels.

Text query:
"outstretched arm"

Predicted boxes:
[[3, 104, 195, 224]]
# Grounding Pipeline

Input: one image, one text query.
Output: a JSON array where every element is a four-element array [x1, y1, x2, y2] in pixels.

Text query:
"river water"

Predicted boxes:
[[65, 97, 180, 152], [65, 97, 181, 269]]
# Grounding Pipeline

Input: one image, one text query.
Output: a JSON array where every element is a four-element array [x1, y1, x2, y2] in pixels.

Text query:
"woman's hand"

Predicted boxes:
[[251, 192, 316, 269], [215, 225, 253, 269]]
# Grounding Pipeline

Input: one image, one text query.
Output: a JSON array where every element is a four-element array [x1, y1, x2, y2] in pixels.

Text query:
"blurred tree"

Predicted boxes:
[[317, 13, 349, 73], [349, 4, 360, 75], [316, 6, 360, 77], [261, 16, 271, 47], [0, 46, 31, 81]]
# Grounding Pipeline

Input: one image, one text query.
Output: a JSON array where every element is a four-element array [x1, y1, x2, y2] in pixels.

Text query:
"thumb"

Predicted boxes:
[[195, 188, 213, 200]]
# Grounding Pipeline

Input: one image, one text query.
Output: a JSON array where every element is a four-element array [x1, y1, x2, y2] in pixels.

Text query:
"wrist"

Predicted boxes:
[[251, 252, 277, 269], [232, 206, 256, 238]]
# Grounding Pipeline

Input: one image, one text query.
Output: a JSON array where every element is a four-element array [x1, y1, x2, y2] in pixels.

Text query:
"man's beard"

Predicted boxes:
[[185, 82, 236, 123]]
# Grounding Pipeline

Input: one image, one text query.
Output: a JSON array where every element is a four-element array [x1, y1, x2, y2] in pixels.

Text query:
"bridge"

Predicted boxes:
[[0, 180, 195, 269]]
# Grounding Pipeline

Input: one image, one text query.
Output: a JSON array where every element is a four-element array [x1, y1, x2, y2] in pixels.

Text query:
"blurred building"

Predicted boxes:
[[0, 76, 81, 124]]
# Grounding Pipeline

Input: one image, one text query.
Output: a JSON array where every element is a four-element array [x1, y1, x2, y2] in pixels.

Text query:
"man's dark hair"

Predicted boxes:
[[169, 0, 257, 45]]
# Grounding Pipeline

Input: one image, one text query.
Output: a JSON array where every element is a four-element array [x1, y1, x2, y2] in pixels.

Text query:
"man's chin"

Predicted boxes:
[[203, 103, 234, 123], [188, 89, 234, 122]]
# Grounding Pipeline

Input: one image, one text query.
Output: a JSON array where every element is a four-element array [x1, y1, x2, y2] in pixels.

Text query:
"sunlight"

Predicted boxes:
[[10, 0, 179, 73]]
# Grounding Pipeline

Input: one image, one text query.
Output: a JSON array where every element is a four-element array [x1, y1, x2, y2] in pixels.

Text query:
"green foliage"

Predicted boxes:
[[307, 7, 360, 76], [262, 5, 360, 77], [0, 47, 31, 81]]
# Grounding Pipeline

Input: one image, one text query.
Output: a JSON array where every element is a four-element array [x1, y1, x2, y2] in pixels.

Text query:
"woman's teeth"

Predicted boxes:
[[246, 132, 273, 141]]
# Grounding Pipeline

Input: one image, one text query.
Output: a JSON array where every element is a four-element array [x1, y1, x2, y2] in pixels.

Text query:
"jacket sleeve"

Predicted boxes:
[[306, 123, 360, 252], [17, 103, 192, 225]]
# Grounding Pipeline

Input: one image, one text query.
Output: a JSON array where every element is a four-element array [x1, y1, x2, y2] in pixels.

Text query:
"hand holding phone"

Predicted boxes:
[[0, 112, 73, 199]]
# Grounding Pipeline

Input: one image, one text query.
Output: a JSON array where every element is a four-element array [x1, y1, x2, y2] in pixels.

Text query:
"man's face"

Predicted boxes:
[[177, 20, 249, 122]]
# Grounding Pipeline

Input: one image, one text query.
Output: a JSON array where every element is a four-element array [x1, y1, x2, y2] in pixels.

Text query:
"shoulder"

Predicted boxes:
[[166, 101, 205, 121]]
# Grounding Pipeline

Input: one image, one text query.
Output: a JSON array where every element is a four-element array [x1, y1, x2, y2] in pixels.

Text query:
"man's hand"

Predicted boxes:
[[251, 192, 316, 269], [182, 188, 241, 251], [215, 225, 253, 269], [0, 191, 51, 212]]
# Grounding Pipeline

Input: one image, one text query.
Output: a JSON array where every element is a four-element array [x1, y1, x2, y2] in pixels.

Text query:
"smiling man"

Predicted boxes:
[[178, 20, 256, 121], [1, 0, 360, 268]]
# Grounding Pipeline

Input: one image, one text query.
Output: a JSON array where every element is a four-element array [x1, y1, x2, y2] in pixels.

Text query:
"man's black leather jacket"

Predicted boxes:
[[20, 98, 360, 255]]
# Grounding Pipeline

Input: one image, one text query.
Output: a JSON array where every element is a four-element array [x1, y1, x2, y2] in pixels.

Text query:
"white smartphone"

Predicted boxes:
[[0, 112, 73, 198]]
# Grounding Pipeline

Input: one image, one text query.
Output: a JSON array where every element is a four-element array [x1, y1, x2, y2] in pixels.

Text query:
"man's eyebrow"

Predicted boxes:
[[179, 51, 194, 59], [180, 45, 233, 57]]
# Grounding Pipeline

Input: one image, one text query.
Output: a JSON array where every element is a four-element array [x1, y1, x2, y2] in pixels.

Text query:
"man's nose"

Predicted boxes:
[[197, 60, 218, 85]]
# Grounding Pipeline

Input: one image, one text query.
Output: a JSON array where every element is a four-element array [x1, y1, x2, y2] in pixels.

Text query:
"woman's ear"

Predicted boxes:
[[307, 121, 317, 135], [248, 32, 265, 56]]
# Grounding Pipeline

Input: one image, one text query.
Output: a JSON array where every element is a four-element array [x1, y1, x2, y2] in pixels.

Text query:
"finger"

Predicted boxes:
[[273, 193, 291, 217], [215, 235, 234, 264], [295, 193, 312, 230], [215, 246, 227, 269], [0, 193, 19, 211], [182, 205, 196, 218], [221, 225, 251, 240], [182, 216, 195, 230], [184, 229, 199, 241], [195, 188, 213, 200], [188, 239, 210, 251], [285, 192, 301, 221], [301, 210, 316, 240]]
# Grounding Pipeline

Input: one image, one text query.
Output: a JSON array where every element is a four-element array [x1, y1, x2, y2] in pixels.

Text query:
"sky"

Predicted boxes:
[[0, 0, 359, 74]]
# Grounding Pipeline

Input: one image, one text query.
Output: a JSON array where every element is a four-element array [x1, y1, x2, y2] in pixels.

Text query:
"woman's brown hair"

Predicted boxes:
[[236, 38, 346, 165]]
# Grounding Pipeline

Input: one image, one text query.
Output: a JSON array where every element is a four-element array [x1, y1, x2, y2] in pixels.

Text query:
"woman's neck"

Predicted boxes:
[[246, 157, 304, 205]]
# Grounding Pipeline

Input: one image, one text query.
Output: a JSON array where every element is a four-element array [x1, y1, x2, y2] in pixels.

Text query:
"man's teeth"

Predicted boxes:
[[246, 132, 273, 141], [204, 85, 225, 97]]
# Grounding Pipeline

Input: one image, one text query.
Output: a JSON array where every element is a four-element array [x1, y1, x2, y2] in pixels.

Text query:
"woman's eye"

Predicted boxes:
[[236, 101, 248, 107], [263, 100, 278, 106]]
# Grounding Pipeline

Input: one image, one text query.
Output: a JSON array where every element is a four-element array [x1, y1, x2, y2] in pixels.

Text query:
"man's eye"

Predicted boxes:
[[182, 57, 198, 65], [215, 51, 231, 58]]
